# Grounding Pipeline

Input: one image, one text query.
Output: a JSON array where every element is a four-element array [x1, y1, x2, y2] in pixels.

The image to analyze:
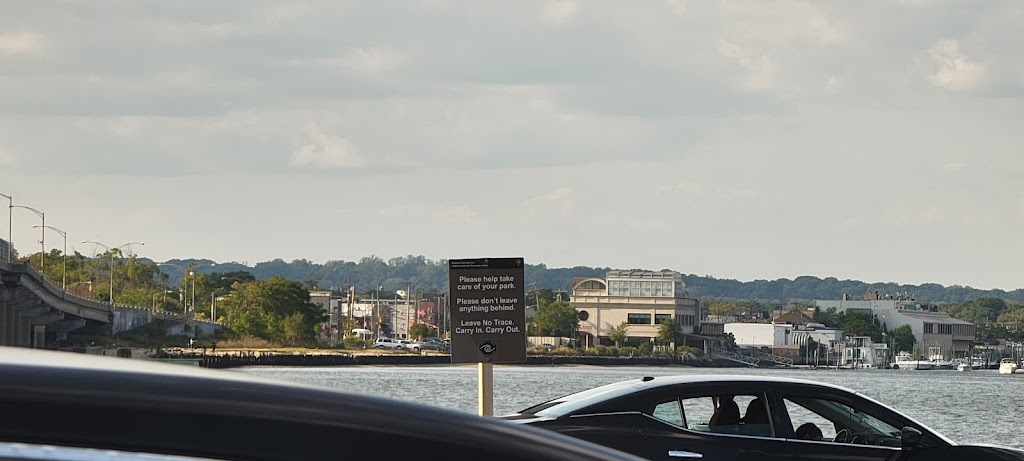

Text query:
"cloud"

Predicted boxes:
[[0, 32, 47, 58], [0, 146, 14, 166], [543, 1, 577, 24], [717, 40, 775, 90], [289, 126, 364, 169], [926, 39, 986, 91], [522, 187, 579, 216], [300, 47, 407, 75]]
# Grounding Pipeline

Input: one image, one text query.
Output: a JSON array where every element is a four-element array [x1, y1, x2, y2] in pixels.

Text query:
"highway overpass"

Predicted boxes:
[[0, 260, 209, 348]]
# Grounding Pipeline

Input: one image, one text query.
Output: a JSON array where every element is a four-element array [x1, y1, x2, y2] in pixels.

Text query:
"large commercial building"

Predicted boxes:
[[816, 295, 975, 359], [572, 270, 700, 346]]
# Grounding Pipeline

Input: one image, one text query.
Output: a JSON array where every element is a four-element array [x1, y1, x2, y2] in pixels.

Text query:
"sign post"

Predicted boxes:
[[448, 257, 526, 416]]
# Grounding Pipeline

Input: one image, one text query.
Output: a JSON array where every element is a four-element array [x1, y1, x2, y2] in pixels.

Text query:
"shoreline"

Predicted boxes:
[[77, 347, 777, 369]]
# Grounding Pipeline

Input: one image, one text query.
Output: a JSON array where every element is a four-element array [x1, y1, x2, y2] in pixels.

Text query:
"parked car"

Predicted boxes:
[[499, 375, 1024, 461], [420, 337, 449, 351], [0, 347, 645, 461], [373, 337, 403, 349], [397, 340, 420, 352]]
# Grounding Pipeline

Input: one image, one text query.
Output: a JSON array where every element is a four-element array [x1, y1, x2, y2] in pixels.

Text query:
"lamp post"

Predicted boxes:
[[68, 280, 93, 298], [153, 290, 172, 310], [33, 225, 66, 289], [189, 263, 215, 318], [160, 262, 214, 317], [190, 270, 196, 317], [11, 205, 44, 274], [82, 240, 145, 304], [157, 263, 188, 314], [0, 193, 10, 262]]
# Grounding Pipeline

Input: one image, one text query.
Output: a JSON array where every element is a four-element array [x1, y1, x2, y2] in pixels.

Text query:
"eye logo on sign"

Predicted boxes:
[[479, 340, 497, 357]]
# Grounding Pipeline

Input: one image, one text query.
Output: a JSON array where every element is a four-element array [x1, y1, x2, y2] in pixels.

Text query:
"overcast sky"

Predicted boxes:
[[1, 1, 1022, 290]]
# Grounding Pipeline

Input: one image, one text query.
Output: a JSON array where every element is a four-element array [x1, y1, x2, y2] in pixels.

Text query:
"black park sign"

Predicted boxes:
[[448, 258, 526, 364]]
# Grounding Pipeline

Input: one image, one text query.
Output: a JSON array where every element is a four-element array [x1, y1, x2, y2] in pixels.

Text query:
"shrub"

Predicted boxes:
[[343, 336, 368, 350]]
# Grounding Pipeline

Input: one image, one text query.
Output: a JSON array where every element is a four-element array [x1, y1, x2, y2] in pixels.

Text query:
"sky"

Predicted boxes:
[[1, 1, 1022, 290]]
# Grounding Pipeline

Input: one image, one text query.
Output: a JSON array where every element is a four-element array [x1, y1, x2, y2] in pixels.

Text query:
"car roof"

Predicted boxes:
[[0, 347, 645, 461], [528, 374, 861, 417]]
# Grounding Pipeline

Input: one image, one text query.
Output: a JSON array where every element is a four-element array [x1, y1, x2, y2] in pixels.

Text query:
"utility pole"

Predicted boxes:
[[406, 281, 412, 339]]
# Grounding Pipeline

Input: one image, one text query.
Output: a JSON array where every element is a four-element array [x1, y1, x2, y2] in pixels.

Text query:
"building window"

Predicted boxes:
[[655, 314, 672, 324], [924, 323, 933, 334], [609, 280, 675, 298], [627, 313, 653, 325], [679, 314, 695, 326], [577, 280, 606, 290]]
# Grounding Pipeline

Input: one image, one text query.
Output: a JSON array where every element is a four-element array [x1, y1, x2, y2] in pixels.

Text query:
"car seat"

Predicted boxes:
[[742, 398, 769, 425], [709, 397, 740, 427]]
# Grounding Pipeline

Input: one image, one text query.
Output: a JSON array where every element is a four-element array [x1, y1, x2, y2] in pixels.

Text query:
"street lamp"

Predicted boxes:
[[0, 193, 10, 262], [189, 263, 215, 318], [33, 225, 66, 289], [158, 262, 214, 316], [153, 290, 173, 310], [11, 205, 44, 274], [67, 280, 93, 298], [81, 240, 145, 304], [157, 263, 188, 313]]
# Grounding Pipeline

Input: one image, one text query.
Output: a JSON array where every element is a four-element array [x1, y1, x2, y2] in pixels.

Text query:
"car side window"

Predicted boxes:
[[680, 394, 773, 437], [652, 399, 684, 426], [782, 396, 901, 447], [783, 399, 837, 441]]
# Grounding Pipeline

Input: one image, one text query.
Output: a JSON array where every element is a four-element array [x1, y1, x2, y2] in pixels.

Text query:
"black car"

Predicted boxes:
[[0, 347, 644, 461], [500, 375, 1024, 461]]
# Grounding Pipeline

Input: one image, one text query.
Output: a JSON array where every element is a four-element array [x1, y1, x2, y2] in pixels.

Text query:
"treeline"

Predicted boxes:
[[154, 256, 1023, 304]]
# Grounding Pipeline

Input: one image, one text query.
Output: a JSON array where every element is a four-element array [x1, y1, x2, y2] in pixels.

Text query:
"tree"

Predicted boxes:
[[534, 300, 578, 337], [656, 318, 683, 349], [608, 321, 629, 347], [707, 300, 739, 317], [219, 276, 327, 345], [836, 311, 883, 342], [408, 323, 432, 340], [813, 307, 839, 327], [889, 325, 915, 354]]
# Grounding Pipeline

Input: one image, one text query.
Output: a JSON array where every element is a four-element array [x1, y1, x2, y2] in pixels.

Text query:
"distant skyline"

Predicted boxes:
[[1, 1, 1022, 291]]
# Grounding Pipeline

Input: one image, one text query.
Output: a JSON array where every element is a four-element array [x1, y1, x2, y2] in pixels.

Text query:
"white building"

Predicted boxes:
[[724, 323, 787, 348], [572, 271, 700, 347], [816, 297, 975, 359]]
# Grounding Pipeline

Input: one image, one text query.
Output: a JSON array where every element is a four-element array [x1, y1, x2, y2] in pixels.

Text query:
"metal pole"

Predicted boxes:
[[191, 272, 196, 318], [0, 193, 11, 262], [39, 212, 44, 275], [62, 232, 66, 289], [109, 252, 114, 304]]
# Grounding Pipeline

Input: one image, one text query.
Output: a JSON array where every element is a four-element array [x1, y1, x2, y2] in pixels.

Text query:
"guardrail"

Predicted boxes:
[[1, 260, 185, 322], [707, 346, 794, 367]]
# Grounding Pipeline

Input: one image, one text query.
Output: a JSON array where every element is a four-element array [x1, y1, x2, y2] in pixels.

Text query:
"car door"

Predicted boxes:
[[585, 384, 794, 461], [771, 384, 905, 461]]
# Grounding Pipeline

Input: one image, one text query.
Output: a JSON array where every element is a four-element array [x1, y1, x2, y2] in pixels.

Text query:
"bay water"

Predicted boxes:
[[237, 365, 1024, 449]]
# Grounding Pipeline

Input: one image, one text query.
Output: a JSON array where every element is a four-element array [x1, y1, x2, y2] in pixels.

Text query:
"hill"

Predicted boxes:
[[154, 255, 1024, 304]]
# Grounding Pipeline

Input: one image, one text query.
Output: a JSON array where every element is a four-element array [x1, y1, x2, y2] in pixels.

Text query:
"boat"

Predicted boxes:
[[927, 348, 954, 370], [930, 356, 954, 370], [956, 362, 972, 372], [999, 358, 1020, 375], [892, 352, 933, 370]]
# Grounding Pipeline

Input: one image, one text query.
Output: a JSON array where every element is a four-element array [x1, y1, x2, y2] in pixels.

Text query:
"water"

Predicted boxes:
[[236, 365, 1024, 449]]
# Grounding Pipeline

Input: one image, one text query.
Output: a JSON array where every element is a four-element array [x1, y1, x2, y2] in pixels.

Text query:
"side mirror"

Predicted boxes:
[[901, 426, 922, 450]]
